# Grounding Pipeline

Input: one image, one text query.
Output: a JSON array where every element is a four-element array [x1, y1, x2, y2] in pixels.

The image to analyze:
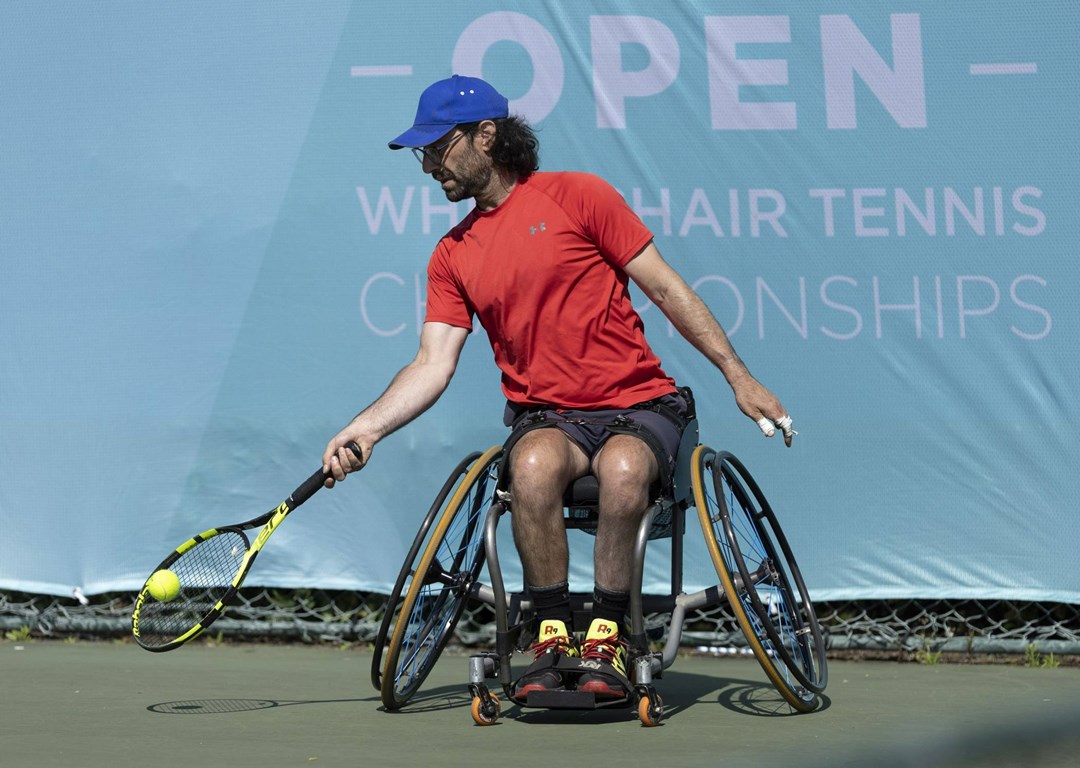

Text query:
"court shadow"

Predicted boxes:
[[375, 683, 474, 714], [148, 682, 476, 717], [147, 675, 830, 720], [480, 670, 830, 725], [148, 697, 373, 715], [712, 677, 832, 717]]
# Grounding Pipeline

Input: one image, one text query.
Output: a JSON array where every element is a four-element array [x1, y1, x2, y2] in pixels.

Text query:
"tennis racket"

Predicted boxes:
[[132, 443, 361, 652]]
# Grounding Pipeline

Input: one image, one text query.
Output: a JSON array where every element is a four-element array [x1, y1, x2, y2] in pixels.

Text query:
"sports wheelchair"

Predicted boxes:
[[369, 414, 827, 726]]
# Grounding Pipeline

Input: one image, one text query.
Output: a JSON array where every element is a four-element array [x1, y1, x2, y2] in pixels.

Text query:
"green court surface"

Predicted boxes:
[[3, 641, 1079, 768]]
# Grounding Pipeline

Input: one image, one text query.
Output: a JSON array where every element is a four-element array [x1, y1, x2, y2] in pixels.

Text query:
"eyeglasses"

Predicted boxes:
[[411, 132, 465, 165]]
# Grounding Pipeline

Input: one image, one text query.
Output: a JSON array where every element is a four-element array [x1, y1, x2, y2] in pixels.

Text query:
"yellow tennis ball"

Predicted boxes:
[[147, 569, 181, 602]]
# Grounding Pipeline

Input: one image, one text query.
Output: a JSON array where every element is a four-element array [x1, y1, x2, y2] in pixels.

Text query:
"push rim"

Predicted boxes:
[[693, 445, 824, 711], [380, 445, 502, 709]]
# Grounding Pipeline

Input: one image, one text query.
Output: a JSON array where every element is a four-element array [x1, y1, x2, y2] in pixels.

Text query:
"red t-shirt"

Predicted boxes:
[[425, 171, 676, 409]]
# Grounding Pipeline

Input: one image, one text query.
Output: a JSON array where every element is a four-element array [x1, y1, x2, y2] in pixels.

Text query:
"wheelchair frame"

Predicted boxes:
[[370, 418, 827, 726]]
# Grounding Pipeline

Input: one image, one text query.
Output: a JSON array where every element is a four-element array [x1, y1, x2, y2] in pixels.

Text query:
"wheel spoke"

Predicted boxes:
[[694, 447, 827, 710], [379, 446, 503, 709]]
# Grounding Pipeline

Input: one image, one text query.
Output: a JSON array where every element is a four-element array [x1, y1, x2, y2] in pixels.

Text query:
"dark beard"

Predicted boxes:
[[440, 143, 492, 202]]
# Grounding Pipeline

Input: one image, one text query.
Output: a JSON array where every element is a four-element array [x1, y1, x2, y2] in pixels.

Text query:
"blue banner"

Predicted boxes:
[[1, 2, 1076, 602]]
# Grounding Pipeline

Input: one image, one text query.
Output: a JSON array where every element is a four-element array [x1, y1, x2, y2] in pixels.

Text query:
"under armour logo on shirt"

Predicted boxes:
[[529, 222, 547, 236]]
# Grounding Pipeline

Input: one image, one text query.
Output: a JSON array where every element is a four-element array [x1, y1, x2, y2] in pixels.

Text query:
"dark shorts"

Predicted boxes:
[[502, 388, 694, 490]]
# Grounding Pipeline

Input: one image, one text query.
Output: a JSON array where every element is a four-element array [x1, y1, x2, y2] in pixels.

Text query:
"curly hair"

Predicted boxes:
[[460, 116, 540, 178]]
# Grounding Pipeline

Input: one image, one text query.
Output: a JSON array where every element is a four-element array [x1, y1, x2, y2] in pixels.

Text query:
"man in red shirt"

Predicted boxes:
[[324, 75, 795, 700]]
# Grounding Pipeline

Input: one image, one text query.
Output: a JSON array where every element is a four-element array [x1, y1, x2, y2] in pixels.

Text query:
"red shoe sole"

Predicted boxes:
[[517, 684, 565, 695], [578, 680, 626, 699]]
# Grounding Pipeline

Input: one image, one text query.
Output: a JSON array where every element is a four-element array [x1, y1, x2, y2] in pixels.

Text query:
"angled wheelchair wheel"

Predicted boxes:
[[370, 450, 483, 692], [691, 446, 827, 712], [378, 445, 503, 710]]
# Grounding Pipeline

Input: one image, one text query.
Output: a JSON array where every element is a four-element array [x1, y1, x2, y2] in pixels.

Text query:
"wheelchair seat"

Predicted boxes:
[[561, 414, 700, 541], [563, 474, 599, 507]]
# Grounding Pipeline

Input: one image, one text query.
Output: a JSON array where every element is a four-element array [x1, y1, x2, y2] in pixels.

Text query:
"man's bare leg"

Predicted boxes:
[[591, 434, 658, 592], [508, 428, 591, 587], [576, 434, 658, 699], [508, 428, 592, 695]]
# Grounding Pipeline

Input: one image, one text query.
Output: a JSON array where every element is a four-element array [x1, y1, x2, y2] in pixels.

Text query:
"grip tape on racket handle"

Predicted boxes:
[[292, 441, 364, 507]]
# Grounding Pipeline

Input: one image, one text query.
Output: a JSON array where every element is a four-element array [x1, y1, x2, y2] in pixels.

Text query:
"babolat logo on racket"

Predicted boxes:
[[254, 502, 290, 549]]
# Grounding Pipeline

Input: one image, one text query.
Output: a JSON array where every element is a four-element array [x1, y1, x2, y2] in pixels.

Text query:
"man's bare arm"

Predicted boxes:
[[323, 321, 470, 482], [624, 242, 795, 446]]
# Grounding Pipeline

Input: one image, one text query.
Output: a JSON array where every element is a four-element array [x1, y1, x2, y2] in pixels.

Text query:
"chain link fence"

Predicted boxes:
[[3, 589, 1078, 660]]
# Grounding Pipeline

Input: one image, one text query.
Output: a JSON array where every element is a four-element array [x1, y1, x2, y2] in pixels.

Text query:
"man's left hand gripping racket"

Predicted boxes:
[[132, 444, 361, 652]]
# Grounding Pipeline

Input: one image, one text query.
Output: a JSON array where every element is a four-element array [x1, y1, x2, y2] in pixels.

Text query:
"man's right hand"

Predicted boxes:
[[322, 429, 372, 487]]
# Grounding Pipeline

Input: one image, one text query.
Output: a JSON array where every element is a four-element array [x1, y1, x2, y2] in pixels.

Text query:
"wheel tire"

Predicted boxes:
[[370, 451, 482, 691], [379, 446, 503, 710], [692, 446, 826, 712]]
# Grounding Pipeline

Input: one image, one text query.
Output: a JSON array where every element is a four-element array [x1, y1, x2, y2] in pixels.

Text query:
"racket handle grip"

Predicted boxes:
[[292, 442, 364, 507]]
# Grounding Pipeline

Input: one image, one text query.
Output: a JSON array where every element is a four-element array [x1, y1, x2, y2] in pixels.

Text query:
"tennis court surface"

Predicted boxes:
[[4, 640, 1079, 768]]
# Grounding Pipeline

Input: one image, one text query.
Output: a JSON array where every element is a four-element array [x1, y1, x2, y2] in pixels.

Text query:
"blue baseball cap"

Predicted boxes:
[[388, 75, 509, 150]]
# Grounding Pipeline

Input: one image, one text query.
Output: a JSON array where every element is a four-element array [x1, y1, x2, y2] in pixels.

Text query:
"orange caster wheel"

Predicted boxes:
[[637, 691, 664, 727], [470, 690, 501, 726]]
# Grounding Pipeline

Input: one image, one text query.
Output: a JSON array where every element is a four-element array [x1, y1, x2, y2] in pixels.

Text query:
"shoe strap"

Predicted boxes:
[[580, 635, 625, 663], [530, 634, 574, 659]]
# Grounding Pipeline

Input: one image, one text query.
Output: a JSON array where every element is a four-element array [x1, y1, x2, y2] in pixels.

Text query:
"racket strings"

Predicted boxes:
[[135, 531, 248, 648]]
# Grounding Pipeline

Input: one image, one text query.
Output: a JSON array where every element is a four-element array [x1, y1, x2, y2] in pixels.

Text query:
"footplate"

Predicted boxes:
[[510, 655, 634, 708], [526, 689, 600, 709]]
